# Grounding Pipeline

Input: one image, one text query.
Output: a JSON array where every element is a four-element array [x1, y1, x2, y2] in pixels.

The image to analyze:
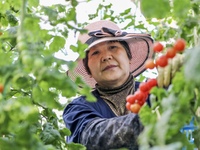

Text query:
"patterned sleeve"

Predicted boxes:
[[80, 113, 144, 150]]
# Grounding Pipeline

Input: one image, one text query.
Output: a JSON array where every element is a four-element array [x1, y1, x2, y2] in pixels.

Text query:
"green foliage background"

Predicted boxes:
[[0, 0, 199, 150]]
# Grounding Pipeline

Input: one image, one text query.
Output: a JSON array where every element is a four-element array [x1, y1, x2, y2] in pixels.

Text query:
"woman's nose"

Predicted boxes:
[[101, 51, 112, 62]]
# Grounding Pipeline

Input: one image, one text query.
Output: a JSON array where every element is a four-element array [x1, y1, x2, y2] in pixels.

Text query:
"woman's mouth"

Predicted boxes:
[[102, 65, 117, 71]]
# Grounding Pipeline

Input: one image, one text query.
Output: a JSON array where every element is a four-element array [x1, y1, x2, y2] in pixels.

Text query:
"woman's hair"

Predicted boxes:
[[83, 40, 132, 75]]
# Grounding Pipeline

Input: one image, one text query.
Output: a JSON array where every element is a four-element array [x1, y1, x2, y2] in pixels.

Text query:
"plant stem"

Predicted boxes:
[[18, 0, 27, 33]]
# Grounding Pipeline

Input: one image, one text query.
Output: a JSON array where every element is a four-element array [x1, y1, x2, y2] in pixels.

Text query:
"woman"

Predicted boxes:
[[63, 20, 154, 150]]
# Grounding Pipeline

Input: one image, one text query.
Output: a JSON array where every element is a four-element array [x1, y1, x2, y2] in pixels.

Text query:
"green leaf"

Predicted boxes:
[[71, 0, 78, 7], [173, 0, 191, 18], [0, 52, 12, 66], [70, 41, 88, 58], [120, 8, 131, 16], [5, 11, 18, 26], [32, 85, 60, 109], [147, 142, 182, 150], [0, 137, 17, 150], [40, 122, 61, 144], [79, 85, 96, 102], [184, 46, 200, 86], [60, 127, 71, 136], [0, 2, 10, 14], [150, 86, 167, 101], [139, 104, 157, 125], [67, 142, 86, 150], [140, 0, 171, 19], [155, 109, 172, 144], [28, 0, 39, 7], [41, 6, 58, 21], [12, 73, 33, 89], [49, 36, 66, 52]]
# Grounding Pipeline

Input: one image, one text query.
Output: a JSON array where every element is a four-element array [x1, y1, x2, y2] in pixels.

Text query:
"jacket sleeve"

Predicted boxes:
[[80, 113, 144, 150], [63, 99, 101, 143]]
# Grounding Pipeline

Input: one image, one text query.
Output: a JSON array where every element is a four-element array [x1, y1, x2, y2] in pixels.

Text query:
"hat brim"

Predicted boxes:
[[67, 34, 154, 88]]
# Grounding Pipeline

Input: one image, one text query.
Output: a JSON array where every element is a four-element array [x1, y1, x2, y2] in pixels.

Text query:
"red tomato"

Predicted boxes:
[[143, 92, 149, 101], [166, 47, 176, 58], [0, 84, 4, 93], [126, 102, 131, 111], [153, 42, 164, 53], [130, 103, 141, 114], [145, 59, 156, 69], [136, 96, 146, 106], [147, 78, 157, 89], [140, 91, 149, 106], [126, 94, 136, 104], [174, 38, 186, 52], [156, 55, 168, 67], [134, 90, 146, 102], [139, 82, 150, 92]]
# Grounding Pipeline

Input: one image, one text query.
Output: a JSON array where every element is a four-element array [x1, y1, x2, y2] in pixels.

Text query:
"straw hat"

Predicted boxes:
[[67, 20, 154, 88]]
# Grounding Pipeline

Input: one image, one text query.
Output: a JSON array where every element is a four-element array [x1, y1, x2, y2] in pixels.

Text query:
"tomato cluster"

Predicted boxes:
[[145, 38, 186, 69], [126, 38, 186, 114], [126, 78, 157, 113]]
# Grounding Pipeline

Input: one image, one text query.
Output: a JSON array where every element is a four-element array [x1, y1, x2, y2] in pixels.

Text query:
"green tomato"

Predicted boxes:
[[22, 55, 33, 65], [34, 58, 44, 68], [17, 41, 27, 51], [20, 50, 29, 57], [17, 34, 26, 43]]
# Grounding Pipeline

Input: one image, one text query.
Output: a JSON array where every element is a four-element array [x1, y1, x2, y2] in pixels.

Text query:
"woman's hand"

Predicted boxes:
[[157, 54, 184, 88]]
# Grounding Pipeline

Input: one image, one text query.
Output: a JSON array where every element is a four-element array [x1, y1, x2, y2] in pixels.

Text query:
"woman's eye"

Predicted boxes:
[[91, 51, 99, 56], [109, 45, 117, 49]]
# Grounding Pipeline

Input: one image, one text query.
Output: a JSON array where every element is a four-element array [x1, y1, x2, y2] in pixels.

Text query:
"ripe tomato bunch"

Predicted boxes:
[[145, 38, 186, 69], [126, 78, 157, 113], [126, 38, 186, 114]]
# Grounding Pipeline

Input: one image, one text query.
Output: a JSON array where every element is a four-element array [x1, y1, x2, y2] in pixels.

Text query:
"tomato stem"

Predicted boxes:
[[153, 106, 161, 120], [19, 0, 27, 32]]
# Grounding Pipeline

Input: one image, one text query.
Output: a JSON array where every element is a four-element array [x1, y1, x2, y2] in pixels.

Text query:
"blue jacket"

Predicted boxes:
[[63, 81, 150, 149]]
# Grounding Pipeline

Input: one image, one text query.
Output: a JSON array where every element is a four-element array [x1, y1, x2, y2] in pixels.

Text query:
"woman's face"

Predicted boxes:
[[88, 41, 131, 88]]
